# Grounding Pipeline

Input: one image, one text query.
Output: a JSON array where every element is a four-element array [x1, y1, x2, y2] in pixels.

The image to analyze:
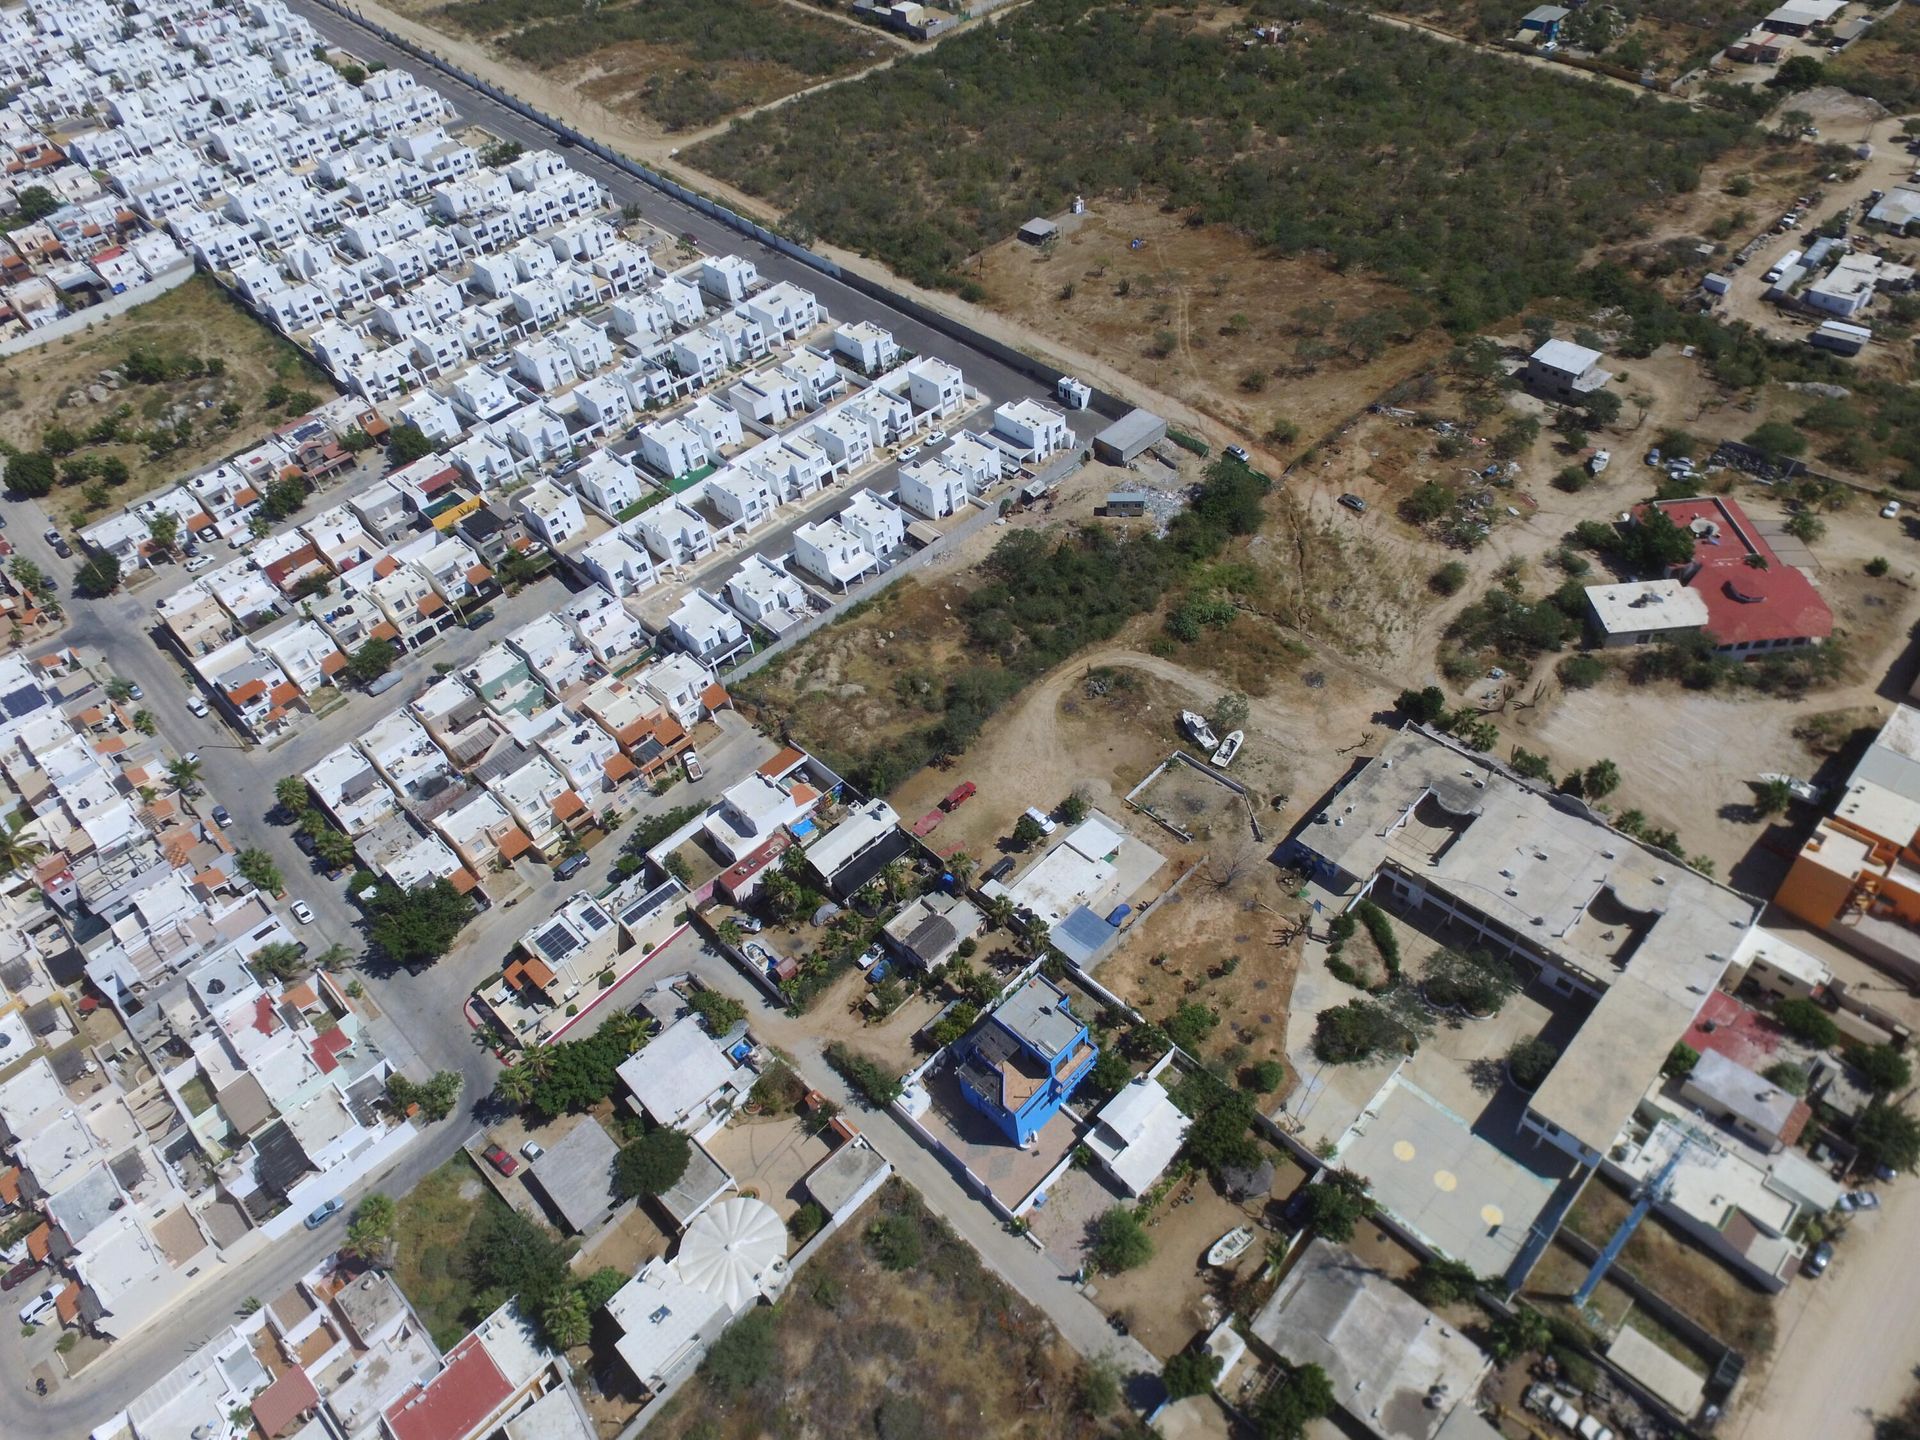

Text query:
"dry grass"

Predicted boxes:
[[645, 1178, 1123, 1439], [0, 274, 328, 528], [732, 573, 973, 768], [975, 201, 1449, 458], [1561, 1176, 1779, 1357]]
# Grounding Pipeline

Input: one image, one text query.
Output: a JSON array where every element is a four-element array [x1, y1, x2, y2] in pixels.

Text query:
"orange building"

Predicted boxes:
[[1776, 703, 1920, 983]]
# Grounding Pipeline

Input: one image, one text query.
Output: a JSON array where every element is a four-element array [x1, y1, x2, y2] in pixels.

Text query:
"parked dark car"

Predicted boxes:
[[983, 856, 1016, 885], [553, 852, 589, 881], [1, 1257, 38, 1291]]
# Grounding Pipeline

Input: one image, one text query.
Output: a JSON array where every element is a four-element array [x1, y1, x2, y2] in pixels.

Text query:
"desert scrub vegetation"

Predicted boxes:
[[437, 0, 881, 131], [735, 458, 1271, 793], [687, 0, 1747, 327]]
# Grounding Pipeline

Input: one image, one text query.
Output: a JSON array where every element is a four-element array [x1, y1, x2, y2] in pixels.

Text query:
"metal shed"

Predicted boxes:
[[1017, 217, 1059, 246], [1092, 408, 1168, 465]]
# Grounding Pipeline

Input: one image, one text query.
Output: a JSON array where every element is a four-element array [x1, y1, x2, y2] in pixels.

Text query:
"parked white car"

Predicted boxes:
[[290, 900, 316, 924], [1882, 500, 1902, 519], [18, 1284, 59, 1326]]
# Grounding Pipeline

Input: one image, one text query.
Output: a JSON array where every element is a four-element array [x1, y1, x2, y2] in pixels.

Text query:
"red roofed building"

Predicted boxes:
[[383, 1333, 513, 1440], [1640, 496, 1833, 656], [252, 1364, 321, 1439], [380, 1305, 560, 1440], [1680, 991, 1784, 1073]]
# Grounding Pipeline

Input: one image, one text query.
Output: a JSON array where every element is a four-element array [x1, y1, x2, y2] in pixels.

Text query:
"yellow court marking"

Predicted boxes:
[[1482, 1204, 1505, 1227], [1434, 1170, 1458, 1192], [1392, 1140, 1416, 1162]]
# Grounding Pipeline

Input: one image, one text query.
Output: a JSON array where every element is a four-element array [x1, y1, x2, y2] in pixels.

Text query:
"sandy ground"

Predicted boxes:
[[973, 201, 1451, 467], [1732, 1174, 1920, 1440]]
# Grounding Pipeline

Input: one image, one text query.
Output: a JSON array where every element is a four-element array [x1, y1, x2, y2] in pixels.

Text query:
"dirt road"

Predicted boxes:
[[1713, 98, 1913, 339], [1731, 1182, 1920, 1440]]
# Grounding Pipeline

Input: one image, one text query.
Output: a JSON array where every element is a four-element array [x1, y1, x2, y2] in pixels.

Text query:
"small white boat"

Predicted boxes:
[[1181, 710, 1220, 750], [1211, 730, 1243, 768], [1207, 1225, 1255, 1268]]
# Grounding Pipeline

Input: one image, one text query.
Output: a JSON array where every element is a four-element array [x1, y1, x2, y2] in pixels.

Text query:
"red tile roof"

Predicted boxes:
[[383, 1332, 513, 1440], [552, 790, 586, 821], [370, 621, 401, 643], [1642, 497, 1833, 650], [310, 1027, 352, 1075], [252, 1364, 321, 1440], [1682, 991, 1784, 1071], [496, 827, 533, 861], [758, 745, 804, 779], [253, 994, 279, 1037], [54, 1281, 80, 1325], [227, 678, 268, 705], [449, 867, 479, 894]]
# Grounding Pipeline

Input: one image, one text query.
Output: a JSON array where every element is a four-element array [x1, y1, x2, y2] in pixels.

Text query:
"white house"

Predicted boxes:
[[705, 466, 778, 530], [726, 555, 810, 635], [839, 488, 906, 556], [516, 478, 587, 550], [833, 320, 899, 374], [666, 590, 750, 665], [637, 501, 715, 567], [572, 451, 648, 520], [792, 517, 878, 591], [699, 254, 758, 303], [906, 357, 966, 418], [897, 456, 971, 520], [992, 398, 1070, 459]]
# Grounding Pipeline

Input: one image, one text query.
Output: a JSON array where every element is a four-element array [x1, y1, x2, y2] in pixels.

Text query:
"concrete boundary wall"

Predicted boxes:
[[0, 262, 195, 357]]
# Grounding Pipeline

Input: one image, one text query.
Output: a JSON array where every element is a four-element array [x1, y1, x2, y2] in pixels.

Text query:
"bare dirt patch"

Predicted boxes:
[[1561, 1175, 1779, 1357], [975, 202, 1449, 458], [644, 1177, 1123, 1440]]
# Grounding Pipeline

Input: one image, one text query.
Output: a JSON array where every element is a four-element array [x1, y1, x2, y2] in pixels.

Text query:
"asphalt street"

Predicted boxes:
[[0, 2, 1132, 1426], [294, 0, 1089, 430]]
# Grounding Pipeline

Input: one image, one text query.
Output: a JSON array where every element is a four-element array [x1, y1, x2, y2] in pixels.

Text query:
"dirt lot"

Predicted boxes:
[[976, 202, 1449, 464], [0, 274, 331, 529], [1561, 1175, 1779, 1357], [645, 1178, 1125, 1439]]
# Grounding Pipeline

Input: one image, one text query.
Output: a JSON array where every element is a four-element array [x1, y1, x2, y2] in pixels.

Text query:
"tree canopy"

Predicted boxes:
[[615, 1127, 692, 1198], [363, 878, 475, 968]]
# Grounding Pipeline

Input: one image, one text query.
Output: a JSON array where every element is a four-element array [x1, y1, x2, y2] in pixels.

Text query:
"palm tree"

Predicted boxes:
[[166, 757, 203, 796], [716, 918, 744, 947], [494, 1062, 537, 1108], [312, 942, 351, 973], [879, 860, 911, 904], [0, 831, 47, 874], [519, 1041, 557, 1082], [275, 777, 311, 818], [602, 1011, 649, 1056], [985, 894, 1017, 932], [947, 851, 977, 886]]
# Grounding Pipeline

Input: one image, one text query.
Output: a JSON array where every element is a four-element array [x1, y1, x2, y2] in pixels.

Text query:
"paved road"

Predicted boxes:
[[687, 944, 1163, 1392], [298, 0, 1084, 434]]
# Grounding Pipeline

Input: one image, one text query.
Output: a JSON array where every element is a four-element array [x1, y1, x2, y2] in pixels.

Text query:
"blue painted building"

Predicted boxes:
[[953, 976, 1098, 1145]]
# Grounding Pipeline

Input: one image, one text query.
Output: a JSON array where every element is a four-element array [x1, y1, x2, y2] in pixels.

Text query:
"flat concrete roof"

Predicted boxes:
[[1584, 579, 1709, 636], [529, 1118, 621, 1233], [1250, 1237, 1493, 1440], [1301, 728, 1758, 1152]]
